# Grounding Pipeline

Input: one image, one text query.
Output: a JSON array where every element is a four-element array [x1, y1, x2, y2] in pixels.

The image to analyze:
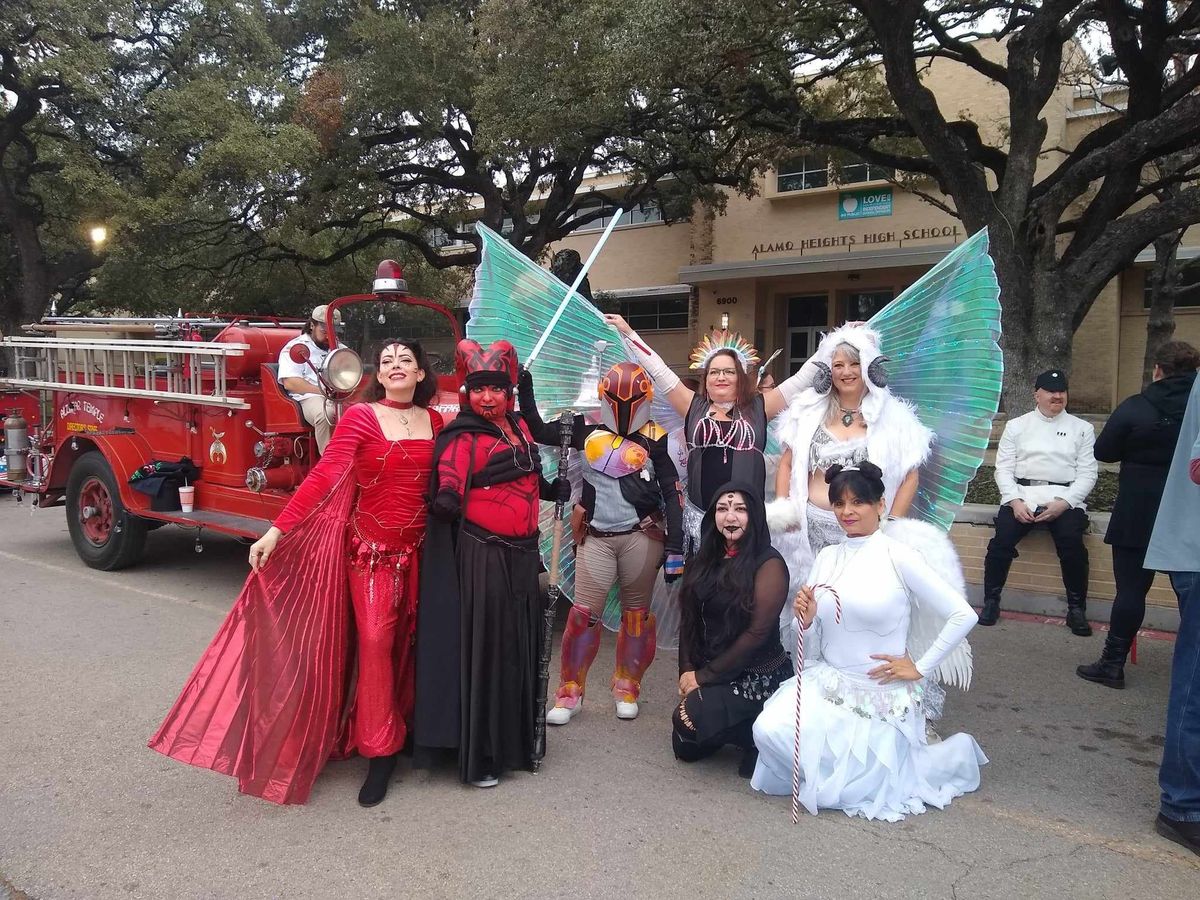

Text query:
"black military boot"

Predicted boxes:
[[980, 554, 1012, 626], [1076, 633, 1131, 688], [358, 752, 398, 808], [978, 584, 1002, 626], [1065, 593, 1093, 637]]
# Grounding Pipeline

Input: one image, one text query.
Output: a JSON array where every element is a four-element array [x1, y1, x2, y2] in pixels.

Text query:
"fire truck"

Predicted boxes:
[[0, 262, 463, 570]]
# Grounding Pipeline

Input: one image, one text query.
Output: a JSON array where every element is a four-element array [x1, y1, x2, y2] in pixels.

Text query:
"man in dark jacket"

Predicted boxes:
[[1077, 340, 1199, 688]]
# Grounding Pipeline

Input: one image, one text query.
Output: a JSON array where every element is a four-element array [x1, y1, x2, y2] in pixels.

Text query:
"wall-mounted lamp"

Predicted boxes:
[[720, 312, 729, 330]]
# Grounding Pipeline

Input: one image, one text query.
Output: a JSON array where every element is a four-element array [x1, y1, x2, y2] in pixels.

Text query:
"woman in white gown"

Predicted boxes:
[[752, 462, 987, 822]]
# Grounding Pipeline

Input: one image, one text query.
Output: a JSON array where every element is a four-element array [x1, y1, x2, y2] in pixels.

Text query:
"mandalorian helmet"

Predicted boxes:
[[598, 361, 654, 435]]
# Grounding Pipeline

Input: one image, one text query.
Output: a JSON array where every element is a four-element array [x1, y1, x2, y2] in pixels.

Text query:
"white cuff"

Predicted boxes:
[[776, 357, 821, 403], [623, 330, 681, 394], [766, 497, 802, 532]]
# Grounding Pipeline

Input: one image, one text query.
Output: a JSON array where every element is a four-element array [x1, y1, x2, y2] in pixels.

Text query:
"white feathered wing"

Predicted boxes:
[[881, 518, 974, 691]]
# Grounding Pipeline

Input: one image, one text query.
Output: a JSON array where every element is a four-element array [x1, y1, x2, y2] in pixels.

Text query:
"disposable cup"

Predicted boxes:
[[179, 485, 195, 513]]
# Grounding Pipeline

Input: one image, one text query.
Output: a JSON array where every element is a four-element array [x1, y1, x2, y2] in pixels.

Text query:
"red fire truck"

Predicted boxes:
[[0, 262, 463, 570]]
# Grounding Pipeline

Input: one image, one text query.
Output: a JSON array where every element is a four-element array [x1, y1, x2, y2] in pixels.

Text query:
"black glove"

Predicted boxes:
[[552, 477, 571, 504], [430, 490, 462, 523], [517, 365, 533, 393]]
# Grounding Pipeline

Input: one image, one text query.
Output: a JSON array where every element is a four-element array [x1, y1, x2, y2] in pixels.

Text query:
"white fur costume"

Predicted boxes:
[[767, 325, 933, 648]]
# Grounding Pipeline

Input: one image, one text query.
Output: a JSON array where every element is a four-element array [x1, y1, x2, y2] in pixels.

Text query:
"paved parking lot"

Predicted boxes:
[[1, 495, 1196, 898]]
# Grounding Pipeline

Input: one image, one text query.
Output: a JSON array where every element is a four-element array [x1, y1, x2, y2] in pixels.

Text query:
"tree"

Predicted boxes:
[[0, 1, 282, 332], [707, 0, 1200, 410], [1143, 227, 1200, 384], [147, 0, 772, 279]]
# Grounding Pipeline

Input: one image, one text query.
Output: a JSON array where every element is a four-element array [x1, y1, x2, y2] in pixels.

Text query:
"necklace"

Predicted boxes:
[[710, 400, 734, 413], [376, 400, 418, 439], [494, 418, 535, 472], [836, 403, 861, 427]]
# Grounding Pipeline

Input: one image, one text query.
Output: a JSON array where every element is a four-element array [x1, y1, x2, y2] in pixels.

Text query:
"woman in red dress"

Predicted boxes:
[[149, 340, 443, 807]]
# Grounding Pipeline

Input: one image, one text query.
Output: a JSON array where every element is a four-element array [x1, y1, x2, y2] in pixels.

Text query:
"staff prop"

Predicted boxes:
[[532, 411, 575, 770], [525, 209, 623, 368], [791, 584, 841, 823]]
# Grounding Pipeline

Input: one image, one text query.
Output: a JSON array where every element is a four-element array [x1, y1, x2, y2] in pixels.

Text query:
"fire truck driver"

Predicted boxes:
[[278, 305, 347, 453]]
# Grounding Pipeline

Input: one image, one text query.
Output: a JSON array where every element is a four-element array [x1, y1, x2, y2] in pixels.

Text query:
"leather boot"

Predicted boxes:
[[612, 609, 657, 720], [979, 555, 1011, 626], [1076, 633, 1131, 688], [1066, 593, 1093, 637], [546, 606, 603, 725], [357, 752, 398, 807], [978, 584, 1002, 626]]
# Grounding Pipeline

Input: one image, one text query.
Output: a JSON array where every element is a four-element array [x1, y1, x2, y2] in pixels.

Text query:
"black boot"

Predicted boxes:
[[358, 753, 398, 808], [980, 554, 1011, 627], [1076, 633, 1131, 688], [1065, 593, 1093, 637], [978, 585, 1002, 626]]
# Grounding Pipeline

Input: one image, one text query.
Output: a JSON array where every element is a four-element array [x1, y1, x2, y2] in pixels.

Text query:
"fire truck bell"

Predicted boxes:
[[373, 260, 408, 295]]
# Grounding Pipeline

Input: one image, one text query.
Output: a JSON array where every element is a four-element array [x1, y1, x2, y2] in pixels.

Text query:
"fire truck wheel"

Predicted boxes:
[[65, 452, 148, 570]]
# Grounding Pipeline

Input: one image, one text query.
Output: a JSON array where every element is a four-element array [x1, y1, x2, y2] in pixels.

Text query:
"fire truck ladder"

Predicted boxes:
[[0, 336, 252, 409]]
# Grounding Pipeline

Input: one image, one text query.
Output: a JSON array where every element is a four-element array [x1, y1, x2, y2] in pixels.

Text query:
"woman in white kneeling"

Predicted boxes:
[[751, 462, 987, 821]]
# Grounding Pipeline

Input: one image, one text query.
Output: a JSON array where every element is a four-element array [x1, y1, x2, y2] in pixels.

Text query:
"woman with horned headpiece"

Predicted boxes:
[[413, 339, 570, 789], [767, 324, 933, 651]]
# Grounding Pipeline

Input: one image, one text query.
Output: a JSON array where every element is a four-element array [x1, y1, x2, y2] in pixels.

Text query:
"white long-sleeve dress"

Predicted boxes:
[[751, 530, 987, 821]]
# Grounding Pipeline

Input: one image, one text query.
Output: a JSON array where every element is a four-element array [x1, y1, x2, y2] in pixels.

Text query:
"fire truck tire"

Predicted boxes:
[[65, 451, 148, 570]]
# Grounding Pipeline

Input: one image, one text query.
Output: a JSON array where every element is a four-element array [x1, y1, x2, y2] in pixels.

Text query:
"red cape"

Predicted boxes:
[[148, 469, 356, 805]]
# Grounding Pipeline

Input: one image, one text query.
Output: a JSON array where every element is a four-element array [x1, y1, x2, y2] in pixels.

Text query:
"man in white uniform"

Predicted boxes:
[[278, 304, 345, 453], [981, 370, 1098, 635]]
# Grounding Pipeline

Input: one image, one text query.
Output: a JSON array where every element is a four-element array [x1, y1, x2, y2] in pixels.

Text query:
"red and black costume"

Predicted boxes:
[[149, 402, 443, 804], [414, 339, 564, 783]]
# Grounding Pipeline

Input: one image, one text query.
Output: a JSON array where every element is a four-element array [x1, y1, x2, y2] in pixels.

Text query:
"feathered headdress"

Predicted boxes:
[[689, 329, 760, 372]]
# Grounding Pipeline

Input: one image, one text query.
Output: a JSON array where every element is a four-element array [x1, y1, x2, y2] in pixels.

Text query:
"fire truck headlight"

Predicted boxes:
[[325, 348, 364, 392]]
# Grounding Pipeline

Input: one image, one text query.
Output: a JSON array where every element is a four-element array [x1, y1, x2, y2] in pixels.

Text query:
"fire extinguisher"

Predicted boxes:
[[4, 408, 29, 480]]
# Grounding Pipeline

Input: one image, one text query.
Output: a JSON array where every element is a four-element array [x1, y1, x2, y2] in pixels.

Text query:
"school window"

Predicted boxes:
[[843, 290, 894, 321], [1143, 266, 1200, 308], [776, 154, 892, 193], [777, 155, 828, 192], [617, 296, 689, 331], [573, 199, 663, 231]]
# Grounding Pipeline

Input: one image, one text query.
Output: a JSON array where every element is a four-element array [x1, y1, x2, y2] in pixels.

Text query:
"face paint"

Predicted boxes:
[[714, 491, 749, 544], [377, 343, 422, 392], [469, 384, 508, 420]]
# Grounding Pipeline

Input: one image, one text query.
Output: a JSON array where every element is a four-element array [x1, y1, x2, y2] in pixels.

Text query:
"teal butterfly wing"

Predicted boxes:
[[867, 228, 1003, 531]]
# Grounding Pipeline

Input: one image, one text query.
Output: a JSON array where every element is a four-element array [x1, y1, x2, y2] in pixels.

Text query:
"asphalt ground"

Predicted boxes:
[[1, 494, 1197, 899]]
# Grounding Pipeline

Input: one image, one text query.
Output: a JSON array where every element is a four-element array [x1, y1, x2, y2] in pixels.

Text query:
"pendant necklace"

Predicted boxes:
[[378, 398, 416, 438], [837, 404, 861, 427]]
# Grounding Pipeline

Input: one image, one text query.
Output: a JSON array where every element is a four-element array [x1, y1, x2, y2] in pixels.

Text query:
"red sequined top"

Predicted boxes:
[[275, 402, 444, 548]]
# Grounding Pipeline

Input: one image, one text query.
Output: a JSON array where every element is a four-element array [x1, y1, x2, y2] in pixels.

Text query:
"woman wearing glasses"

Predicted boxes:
[[604, 315, 818, 555]]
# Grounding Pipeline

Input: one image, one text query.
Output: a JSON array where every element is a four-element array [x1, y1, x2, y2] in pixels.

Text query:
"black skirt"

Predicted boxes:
[[456, 522, 542, 783]]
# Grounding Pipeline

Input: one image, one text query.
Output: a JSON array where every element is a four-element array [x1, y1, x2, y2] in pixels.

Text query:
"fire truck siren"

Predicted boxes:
[[373, 260, 408, 295]]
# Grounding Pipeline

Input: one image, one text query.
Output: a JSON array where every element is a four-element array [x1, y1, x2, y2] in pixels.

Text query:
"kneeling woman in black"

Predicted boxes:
[[673, 482, 791, 776]]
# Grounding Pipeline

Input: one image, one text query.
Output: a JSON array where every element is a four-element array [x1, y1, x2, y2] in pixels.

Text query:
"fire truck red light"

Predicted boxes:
[[373, 259, 408, 295]]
